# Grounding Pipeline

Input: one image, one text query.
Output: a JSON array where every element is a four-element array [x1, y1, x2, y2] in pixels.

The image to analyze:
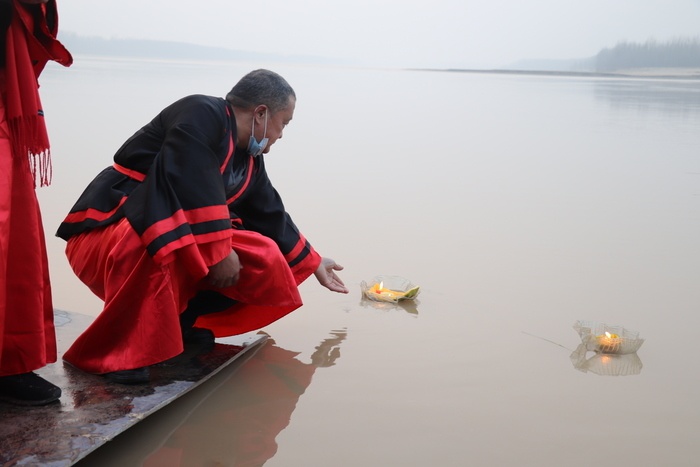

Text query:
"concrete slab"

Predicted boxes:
[[0, 310, 266, 466]]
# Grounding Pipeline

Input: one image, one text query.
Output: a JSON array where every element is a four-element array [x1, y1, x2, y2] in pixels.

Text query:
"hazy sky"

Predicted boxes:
[[57, 0, 700, 68]]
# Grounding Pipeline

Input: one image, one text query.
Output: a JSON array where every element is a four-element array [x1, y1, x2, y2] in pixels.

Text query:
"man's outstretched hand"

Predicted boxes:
[[314, 257, 349, 294]]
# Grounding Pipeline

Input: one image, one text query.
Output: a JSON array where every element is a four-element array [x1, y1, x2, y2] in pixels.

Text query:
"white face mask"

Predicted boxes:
[[247, 110, 269, 157]]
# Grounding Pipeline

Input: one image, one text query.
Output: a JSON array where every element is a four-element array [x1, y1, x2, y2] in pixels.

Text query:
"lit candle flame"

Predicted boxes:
[[605, 332, 612, 338]]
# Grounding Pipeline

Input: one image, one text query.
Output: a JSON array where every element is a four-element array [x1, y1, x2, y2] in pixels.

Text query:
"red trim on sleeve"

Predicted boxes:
[[151, 228, 232, 264], [284, 233, 309, 262], [290, 247, 322, 282], [62, 196, 128, 223], [141, 205, 230, 247]]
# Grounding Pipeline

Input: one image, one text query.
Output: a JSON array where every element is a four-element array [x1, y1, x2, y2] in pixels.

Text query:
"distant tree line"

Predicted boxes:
[[595, 37, 700, 72]]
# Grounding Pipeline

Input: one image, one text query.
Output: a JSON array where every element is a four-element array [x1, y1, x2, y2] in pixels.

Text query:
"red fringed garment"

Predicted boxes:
[[0, 0, 71, 376]]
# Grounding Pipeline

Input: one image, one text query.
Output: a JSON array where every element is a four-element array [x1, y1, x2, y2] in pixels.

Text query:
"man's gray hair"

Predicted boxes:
[[226, 69, 296, 113]]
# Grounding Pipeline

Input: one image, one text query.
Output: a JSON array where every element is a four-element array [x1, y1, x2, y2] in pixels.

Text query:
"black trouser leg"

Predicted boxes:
[[179, 290, 237, 331]]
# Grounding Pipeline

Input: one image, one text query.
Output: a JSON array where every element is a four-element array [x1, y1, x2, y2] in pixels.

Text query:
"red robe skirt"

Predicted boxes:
[[0, 73, 56, 377], [63, 218, 319, 374]]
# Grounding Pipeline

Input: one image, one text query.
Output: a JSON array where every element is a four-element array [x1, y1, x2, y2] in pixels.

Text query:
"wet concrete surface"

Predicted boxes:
[[0, 310, 266, 466]]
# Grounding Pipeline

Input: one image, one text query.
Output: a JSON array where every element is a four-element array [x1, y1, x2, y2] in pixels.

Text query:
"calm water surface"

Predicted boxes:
[[37, 58, 700, 466]]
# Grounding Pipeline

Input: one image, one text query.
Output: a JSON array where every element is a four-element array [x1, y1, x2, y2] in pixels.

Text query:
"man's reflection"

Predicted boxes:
[[143, 329, 347, 466]]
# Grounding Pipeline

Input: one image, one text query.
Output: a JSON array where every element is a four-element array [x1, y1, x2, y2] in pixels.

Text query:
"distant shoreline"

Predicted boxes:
[[416, 67, 700, 80]]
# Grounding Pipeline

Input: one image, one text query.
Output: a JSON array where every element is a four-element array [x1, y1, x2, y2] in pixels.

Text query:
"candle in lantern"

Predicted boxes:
[[364, 281, 420, 302], [367, 281, 397, 300], [596, 331, 621, 354]]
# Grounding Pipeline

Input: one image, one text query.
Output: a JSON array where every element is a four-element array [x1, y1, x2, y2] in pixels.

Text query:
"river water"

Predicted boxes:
[[37, 58, 700, 466]]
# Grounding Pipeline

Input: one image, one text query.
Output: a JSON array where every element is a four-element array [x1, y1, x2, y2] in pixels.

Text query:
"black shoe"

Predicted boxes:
[[103, 367, 150, 384], [0, 372, 61, 406], [182, 327, 215, 346]]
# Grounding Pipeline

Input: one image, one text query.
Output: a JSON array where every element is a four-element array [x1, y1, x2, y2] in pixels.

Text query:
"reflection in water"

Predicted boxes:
[[309, 329, 346, 368], [593, 79, 700, 118], [359, 296, 420, 315], [523, 332, 643, 377], [570, 344, 643, 376], [137, 329, 347, 466]]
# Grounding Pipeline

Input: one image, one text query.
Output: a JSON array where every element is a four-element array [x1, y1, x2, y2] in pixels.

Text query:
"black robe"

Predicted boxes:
[[57, 94, 316, 269]]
